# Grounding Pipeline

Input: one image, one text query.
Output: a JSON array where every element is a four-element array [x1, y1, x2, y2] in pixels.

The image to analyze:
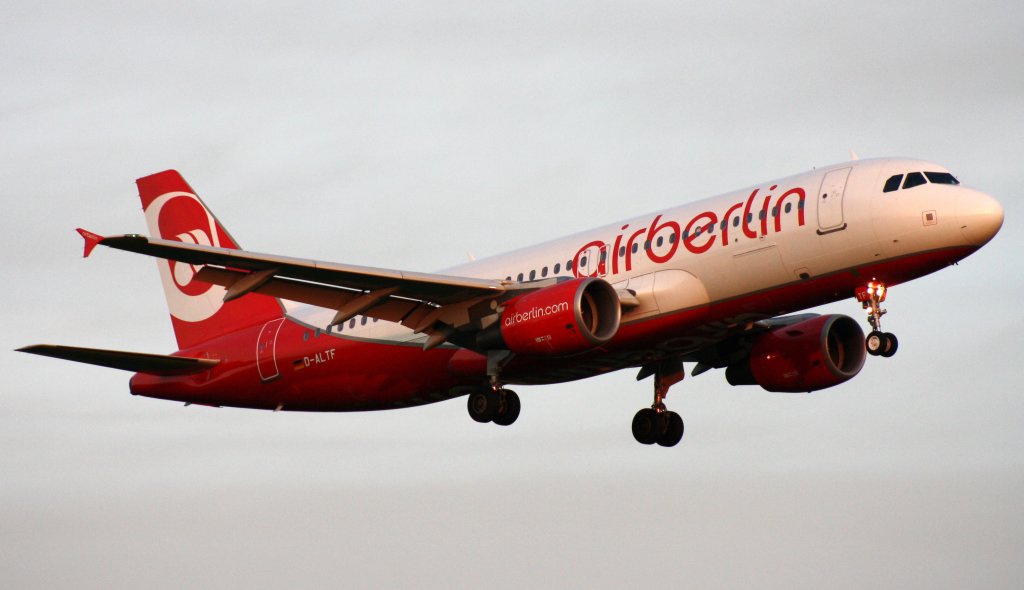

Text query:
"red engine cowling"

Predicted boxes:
[[492, 277, 621, 356], [727, 314, 866, 392]]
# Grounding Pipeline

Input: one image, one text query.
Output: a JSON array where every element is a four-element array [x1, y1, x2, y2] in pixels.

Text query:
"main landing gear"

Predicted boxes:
[[856, 281, 898, 357], [467, 387, 521, 426], [631, 359, 685, 447], [468, 351, 521, 426]]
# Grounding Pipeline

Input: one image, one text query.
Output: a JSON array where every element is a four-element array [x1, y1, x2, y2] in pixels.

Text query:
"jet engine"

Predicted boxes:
[[725, 314, 866, 392], [479, 277, 621, 356]]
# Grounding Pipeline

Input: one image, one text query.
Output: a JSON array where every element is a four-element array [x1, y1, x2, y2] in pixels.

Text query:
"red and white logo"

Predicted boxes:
[[144, 191, 227, 322]]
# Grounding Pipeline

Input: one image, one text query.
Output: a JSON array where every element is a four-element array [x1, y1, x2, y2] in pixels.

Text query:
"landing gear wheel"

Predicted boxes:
[[880, 332, 898, 358], [631, 408, 665, 445], [657, 411, 684, 447], [866, 330, 886, 356], [467, 390, 500, 423], [492, 390, 521, 426]]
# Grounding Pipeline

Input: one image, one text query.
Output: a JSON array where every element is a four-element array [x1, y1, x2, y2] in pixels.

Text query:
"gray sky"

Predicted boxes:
[[3, 1, 1023, 588]]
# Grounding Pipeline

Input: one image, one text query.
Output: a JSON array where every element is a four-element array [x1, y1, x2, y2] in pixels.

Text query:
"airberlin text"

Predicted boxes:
[[572, 185, 806, 277], [504, 302, 571, 327]]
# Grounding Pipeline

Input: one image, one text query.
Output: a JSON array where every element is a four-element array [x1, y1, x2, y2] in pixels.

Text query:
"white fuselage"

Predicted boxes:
[[293, 157, 1002, 351]]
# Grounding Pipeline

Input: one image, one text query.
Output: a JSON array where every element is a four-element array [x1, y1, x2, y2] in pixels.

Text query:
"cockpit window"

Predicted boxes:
[[925, 171, 959, 185], [883, 174, 903, 193], [903, 172, 927, 189]]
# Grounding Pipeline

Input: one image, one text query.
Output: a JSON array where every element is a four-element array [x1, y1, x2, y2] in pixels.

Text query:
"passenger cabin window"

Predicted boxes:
[[516, 272, 524, 282], [883, 174, 903, 192], [541, 266, 548, 278], [529, 270, 536, 281], [925, 171, 960, 185], [903, 172, 927, 189], [554, 263, 561, 274]]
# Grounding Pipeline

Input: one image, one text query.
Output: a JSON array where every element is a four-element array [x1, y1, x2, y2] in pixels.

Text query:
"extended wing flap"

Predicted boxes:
[[17, 345, 220, 376], [195, 267, 424, 324]]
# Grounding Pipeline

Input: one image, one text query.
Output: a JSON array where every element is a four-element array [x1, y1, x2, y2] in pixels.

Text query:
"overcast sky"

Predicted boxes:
[[3, 1, 1023, 588]]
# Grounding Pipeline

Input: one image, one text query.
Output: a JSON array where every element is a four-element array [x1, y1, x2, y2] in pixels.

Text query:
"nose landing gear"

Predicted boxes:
[[856, 281, 898, 357], [631, 359, 685, 447]]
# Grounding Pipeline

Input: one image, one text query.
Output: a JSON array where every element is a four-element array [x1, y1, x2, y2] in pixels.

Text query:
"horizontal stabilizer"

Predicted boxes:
[[76, 228, 105, 258], [17, 344, 220, 376]]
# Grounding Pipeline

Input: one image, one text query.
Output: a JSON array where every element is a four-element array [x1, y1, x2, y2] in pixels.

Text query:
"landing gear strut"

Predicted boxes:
[[856, 281, 898, 357], [632, 359, 685, 447]]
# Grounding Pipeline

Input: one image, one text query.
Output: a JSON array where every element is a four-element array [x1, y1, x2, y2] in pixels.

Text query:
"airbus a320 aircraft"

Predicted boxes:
[[19, 158, 1003, 446]]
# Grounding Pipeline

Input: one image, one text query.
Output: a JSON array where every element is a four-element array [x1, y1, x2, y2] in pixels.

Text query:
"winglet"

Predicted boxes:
[[76, 228, 104, 258]]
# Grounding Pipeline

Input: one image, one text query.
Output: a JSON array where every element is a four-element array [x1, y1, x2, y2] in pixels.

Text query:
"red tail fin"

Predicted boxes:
[[138, 170, 283, 351]]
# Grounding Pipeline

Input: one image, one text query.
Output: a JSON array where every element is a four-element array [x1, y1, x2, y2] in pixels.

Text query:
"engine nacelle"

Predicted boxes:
[[484, 277, 621, 356], [726, 314, 866, 393]]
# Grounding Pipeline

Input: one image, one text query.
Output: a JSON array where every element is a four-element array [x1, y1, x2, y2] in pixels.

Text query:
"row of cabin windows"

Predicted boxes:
[[332, 316, 379, 333], [508, 262, 570, 283], [504, 201, 804, 282], [883, 171, 959, 193], [303, 316, 381, 339]]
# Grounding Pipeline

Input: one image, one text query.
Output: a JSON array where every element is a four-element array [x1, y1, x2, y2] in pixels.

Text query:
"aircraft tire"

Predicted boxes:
[[657, 411, 684, 447], [631, 408, 662, 445], [468, 390, 499, 423], [865, 331, 885, 356], [492, 390, 521, 426], [880, 332, 899, 358]]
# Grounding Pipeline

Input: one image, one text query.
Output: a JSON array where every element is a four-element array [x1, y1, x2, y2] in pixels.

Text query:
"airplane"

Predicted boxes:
[[18, 157, 1003, 447]]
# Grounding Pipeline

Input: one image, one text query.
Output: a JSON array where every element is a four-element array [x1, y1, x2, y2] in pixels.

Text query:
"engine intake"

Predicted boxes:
[[726, 314, 866, 392], [480, 278, 621, 356]]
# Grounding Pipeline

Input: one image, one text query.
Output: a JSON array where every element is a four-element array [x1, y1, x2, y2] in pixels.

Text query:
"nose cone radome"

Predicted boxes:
[[958, 190, 1004, 246]]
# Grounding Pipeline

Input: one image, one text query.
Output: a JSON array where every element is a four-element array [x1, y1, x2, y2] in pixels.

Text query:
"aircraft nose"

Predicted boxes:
[[957, 189, 1004, 246]]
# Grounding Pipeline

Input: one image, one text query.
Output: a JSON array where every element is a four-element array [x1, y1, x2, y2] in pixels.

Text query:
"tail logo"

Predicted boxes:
[[144, 191, 227, 323]]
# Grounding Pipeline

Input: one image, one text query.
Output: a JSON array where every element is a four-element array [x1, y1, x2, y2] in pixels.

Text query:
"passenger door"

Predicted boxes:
[[817, 168, 851, 234]]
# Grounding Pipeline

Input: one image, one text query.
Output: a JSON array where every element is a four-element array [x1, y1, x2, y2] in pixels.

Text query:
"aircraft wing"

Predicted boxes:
[[89, 232, 505, 303], [78, 230, 529, 348]]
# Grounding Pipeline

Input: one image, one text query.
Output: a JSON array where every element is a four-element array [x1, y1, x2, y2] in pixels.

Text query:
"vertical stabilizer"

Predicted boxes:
[[137, 170, 283, 351]]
